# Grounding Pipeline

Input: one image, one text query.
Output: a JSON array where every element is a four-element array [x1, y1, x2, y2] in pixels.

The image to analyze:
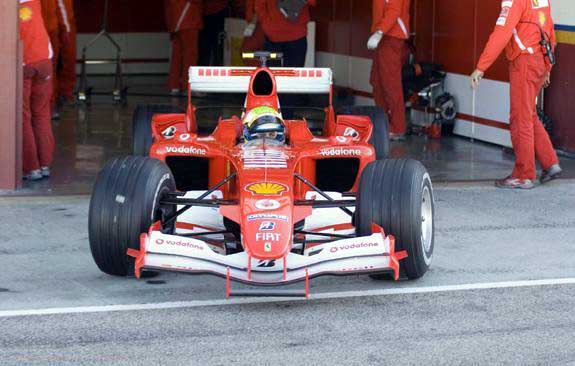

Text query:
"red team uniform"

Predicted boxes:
[[476, 0, 559, 183], [20, 0, 55, 177], [370, 0, 411, 135]]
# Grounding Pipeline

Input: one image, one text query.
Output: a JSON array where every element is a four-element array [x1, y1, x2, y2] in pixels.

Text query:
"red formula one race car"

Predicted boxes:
[[88, 52, 435, 297]]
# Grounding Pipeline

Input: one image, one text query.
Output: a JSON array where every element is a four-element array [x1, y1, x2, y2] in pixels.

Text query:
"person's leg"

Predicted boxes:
[[212, 9, 227, 66], [22, 68, 40, 174], [508, 56, 537, 181], [283, 37, 307, 67], [57, 26, 77, 100], [180, 29, 199, 87], [527, 58, 560, 171], [370, 51, 388, 111], [376, 37, 406, 135], [198, 16, 211, 66], [168, 33, 183, 90], [30, 60, 55, 169]]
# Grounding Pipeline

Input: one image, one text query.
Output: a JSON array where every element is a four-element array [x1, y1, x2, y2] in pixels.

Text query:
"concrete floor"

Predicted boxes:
[[0, 180, 574, 365], [4, 78, 573, 196]]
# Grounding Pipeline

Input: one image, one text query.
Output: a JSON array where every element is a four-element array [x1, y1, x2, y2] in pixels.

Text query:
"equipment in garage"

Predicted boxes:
[[402, 46, 457, 138], [77, 0, 126, 105]]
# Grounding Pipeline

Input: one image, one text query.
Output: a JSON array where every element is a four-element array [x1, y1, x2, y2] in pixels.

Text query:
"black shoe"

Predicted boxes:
[[540, 164, 562, 184]]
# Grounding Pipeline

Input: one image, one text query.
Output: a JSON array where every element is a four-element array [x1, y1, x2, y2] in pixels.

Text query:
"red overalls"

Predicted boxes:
[[20, 0, 55, 173], [370, 0, 411, 135], [477, 0, 559, 181], [165, 0, 204, 90]]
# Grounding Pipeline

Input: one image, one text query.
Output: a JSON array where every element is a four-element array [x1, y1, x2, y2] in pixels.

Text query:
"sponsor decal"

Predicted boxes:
[[255, 199, 281, 210], [259, 221, 276, 231], [162, 126, 177, 139], [320, 148, 362, 157], [247, 213, 289, 222], [245, 182, 288, 196], [539, 11, 546, 26], [155, 237, 204, 251], [329, 242, 379, 253], [257, 260, 276, 268], [335, 136, 349, 143], [255, 232, 280, 241], [19, 6, 33, 22], [264, 243, 272, 252], [243, 149, 288, 169], [165, 145, 207, 156], [343, 127, 360, 141], [531, 0, 549, 9], [179, 133, 191, 141]]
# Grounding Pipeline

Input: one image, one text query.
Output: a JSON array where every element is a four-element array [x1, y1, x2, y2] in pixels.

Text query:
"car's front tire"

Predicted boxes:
[[355, 159, 434, 280], [89, 156, 176, 276]]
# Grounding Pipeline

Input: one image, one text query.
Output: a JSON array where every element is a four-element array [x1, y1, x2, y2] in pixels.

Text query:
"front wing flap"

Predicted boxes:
[[129, 227, 404, 286]]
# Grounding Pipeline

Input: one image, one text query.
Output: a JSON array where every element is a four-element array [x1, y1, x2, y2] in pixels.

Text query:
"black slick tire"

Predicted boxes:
[[355, 159, 434, 280], [88, 156, 176, 276]]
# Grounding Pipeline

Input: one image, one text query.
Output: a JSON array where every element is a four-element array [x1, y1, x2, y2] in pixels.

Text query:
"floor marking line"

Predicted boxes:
[[1, 277, 575, 318]]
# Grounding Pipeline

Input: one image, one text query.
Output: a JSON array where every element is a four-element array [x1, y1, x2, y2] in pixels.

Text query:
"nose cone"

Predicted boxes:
[[242, 196, 293, 260]]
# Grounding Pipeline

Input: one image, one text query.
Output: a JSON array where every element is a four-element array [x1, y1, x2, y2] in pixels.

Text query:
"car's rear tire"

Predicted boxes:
[[337, 105, 390, 159], [355, 159, 434, 280], [89, 156, 176, 276], [132, 104, 183, 156]]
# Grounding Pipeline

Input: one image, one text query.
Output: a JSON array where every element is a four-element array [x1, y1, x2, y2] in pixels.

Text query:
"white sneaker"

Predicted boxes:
[[40, 166, 51, 177], [23, 170, 43, 181]]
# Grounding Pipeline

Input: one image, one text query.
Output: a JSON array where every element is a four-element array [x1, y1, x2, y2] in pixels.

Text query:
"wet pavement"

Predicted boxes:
[[5, 78, 574, 196]]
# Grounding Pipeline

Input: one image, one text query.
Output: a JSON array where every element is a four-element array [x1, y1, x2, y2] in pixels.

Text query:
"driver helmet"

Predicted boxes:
[[243, 106, 285, 142]]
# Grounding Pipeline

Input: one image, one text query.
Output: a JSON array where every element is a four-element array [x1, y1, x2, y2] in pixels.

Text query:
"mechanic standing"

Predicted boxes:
[[199, 0, 229, 66], [255, 0, 315, 117], [55, 0, 77, 104], [470, 0, 562, 189], [20, 0, 56, 180], [165, 0, 203, 94], [368, 0, 411, 141], [255, 0, 315, 68]]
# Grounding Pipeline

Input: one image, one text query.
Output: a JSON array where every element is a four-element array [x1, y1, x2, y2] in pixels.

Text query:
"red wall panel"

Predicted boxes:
[[75, 0, 168, 33], [432, 0, 476, 75]]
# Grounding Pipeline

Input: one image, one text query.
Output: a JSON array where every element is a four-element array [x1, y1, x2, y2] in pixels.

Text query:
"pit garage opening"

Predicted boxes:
[[1, 0, 574, 193]]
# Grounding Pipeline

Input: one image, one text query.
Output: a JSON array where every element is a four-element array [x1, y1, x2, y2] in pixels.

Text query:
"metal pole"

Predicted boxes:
[[0, 1, 21, 190]]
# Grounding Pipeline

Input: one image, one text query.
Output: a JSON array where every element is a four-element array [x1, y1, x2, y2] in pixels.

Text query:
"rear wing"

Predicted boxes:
[[188, 67, 332, 94]]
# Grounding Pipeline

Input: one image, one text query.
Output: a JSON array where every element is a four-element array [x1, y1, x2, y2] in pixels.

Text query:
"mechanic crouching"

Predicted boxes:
[[20, 0, 56, 181], [470, 0, 562, 190]]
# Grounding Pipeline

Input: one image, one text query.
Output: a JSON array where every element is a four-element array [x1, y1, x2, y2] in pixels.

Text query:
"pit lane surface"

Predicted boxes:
[[1, 181, 575, 365]]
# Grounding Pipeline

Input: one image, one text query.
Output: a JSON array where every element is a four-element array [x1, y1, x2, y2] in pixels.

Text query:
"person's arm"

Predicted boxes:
[[471, 0, 524, 88], [373, 0, 402, 35], [476, 0, 525, 73]]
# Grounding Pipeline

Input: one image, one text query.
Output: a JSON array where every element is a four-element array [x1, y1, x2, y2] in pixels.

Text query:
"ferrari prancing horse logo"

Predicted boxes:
[[19, 6, 33, 22]]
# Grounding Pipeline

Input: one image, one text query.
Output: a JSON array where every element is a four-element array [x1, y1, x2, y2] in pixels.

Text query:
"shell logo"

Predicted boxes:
[[246, 182, 288, 195], [19, 7, 33, 22], [539, 11, 546, 26]]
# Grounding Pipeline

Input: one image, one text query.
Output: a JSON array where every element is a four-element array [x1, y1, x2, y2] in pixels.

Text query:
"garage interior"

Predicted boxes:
[[1, 0, 574, 195]]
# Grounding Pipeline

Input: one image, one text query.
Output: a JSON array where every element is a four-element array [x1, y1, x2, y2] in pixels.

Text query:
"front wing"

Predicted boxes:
[[128, 225, 406, 296]]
